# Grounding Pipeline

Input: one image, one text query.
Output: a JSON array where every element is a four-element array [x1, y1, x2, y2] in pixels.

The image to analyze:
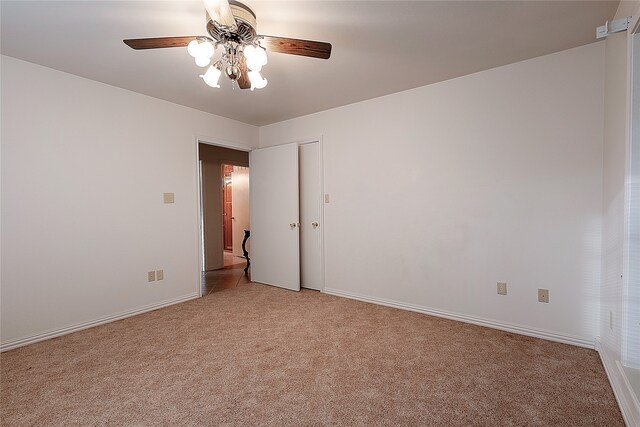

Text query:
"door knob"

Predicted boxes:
[[290, 223, 299, 229], [231, 217, 235, 221], [312, 222, 319, 229]]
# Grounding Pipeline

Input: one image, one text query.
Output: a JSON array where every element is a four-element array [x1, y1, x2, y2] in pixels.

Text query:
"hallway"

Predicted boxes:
[[201, 252, 250, 295]]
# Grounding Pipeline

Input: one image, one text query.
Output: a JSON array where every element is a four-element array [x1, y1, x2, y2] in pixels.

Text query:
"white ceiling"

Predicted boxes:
[[1, 1, 618, 126]]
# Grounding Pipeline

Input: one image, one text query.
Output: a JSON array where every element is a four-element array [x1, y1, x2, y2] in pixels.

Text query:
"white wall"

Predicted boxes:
[[1, 55, 258, 348], [260, 43, 605, 344]]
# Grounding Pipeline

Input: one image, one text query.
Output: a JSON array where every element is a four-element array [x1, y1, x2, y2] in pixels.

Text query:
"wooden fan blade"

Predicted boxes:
[[123, 36, 201, 50], [237, 56, 251, 90], [203, 0, 237, 30], [260, 36, 331, 59]]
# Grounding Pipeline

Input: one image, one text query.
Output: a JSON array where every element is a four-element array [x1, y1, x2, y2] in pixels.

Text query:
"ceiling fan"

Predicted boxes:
[[123, 0, 332, 91]]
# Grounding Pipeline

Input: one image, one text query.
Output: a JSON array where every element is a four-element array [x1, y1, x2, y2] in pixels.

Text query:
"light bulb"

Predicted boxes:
[[255, 46, 267, 66], [248, 70, 267, 90], [243, 45, 258, 71], [246, 58, 262, 72], [195, 55, 211, 67], [244, 44, 268, 72], [188, 40, 215, 60], [200, 65, 222, 88], [244, 44, 256, 60], [199, 41, 215, 58], [187, 40, 201, 58]]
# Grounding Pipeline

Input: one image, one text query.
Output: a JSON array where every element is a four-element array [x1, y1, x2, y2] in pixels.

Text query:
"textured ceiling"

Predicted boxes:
[[1, 1, 619, 126]]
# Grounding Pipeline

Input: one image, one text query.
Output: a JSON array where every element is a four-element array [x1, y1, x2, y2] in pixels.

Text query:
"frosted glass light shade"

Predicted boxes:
[[188, 40, 215, 60], [255, 46, 267, 65], [244, 44, 267, 72], [199, 41, 215, 58], [195, 55, 211, 67], [248, 70, 267, 90], [187, 40, 201, 57], [201, 65, 222, 88]]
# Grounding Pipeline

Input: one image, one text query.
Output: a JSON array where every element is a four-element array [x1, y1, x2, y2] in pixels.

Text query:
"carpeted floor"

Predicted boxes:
[[1, 282, 624, 426]]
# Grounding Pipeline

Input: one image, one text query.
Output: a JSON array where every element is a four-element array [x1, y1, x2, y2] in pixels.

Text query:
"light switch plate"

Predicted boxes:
[[324, 194, 330, 203], [497, 282, 507, 295], [538, 288, 549, 303], [156, 270, 164, 281], [163, 192, 175, 204], [148, 271, 156, 282]]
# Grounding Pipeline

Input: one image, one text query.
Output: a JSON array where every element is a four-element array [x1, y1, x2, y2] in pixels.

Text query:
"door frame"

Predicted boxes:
[[195, 136, 253, 297], [194, 135, 327, 296]]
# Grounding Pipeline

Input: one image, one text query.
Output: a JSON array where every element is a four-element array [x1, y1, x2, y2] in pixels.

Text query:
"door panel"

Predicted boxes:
[[201, 161, 223, 270], [299, 142, 322, 290], [231, 166, 250, 258], [249, 143, 300, 291], [222, 165, 233, 251]]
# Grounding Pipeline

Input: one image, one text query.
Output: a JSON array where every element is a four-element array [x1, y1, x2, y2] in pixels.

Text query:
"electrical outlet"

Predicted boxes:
[[538, 288, 549, 303], [156, 270, 164, 281], [148, 271, 156, 282], [497, 282, 507, 296]]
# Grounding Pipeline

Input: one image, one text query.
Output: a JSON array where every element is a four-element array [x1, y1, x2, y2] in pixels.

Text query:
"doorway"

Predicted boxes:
[[198, 143, 250, 296], [221, 164, 251, 262], [222, 165, 233, 252]]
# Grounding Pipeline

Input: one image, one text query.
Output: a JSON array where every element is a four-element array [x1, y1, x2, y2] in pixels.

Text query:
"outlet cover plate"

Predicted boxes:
[[156, 270, 164, 281], [163, 192, 175, 204], [148, 271, 156, 282], [538, 288, 549, 303], [497, 282, 507, 295]]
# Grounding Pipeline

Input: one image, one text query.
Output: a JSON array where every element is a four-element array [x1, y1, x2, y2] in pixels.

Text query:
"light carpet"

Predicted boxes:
[[1, 282, 623, 426]]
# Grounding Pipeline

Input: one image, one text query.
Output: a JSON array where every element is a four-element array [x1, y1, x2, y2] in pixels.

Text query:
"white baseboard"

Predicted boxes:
[[597, 340, 640, 427], [323, 287, 595, 349], [0, 293, 199, 352]]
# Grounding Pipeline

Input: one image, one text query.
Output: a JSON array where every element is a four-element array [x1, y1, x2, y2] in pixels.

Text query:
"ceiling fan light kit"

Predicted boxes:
[[123, 0, 331, 92], [187, 38, 215, 67], [201, 63, 222, 88]]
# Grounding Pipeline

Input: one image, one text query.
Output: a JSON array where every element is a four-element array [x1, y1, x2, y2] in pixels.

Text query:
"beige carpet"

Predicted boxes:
[[1, 283, 623, 426]]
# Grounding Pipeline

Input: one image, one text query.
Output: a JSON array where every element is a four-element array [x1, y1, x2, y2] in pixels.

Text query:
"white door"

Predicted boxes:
[[231, 166, 250, 258], [249, 143, 300, 291], [299, 142, 322, 290]]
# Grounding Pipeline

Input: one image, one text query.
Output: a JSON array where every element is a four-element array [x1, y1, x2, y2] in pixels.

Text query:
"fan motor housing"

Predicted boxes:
[[207, 0, 257, 44]]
